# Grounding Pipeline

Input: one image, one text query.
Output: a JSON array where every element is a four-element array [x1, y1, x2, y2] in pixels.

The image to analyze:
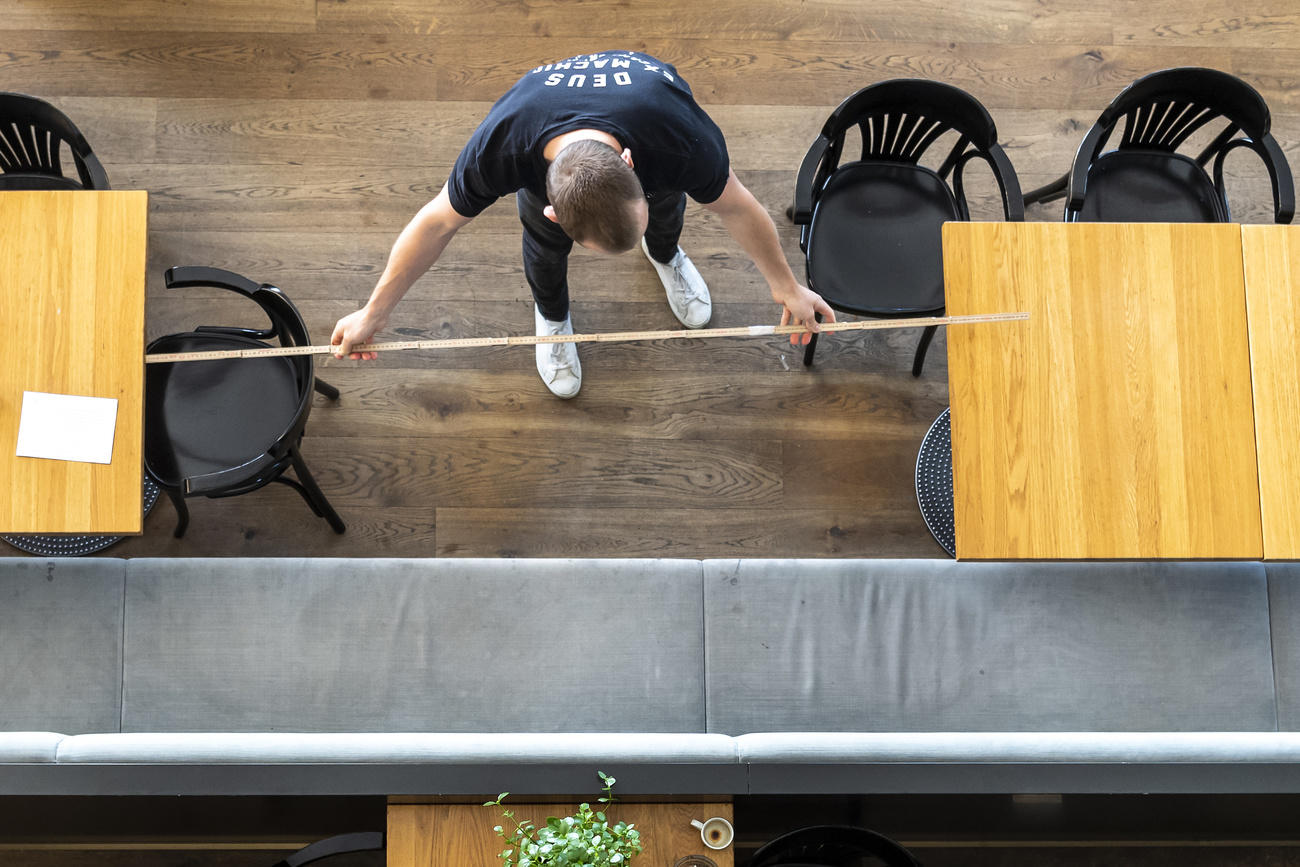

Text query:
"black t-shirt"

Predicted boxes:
[[446, 50, 730, 218]]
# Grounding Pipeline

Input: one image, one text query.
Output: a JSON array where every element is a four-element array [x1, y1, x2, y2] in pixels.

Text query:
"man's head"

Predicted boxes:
[[545, 139, 648, 254]]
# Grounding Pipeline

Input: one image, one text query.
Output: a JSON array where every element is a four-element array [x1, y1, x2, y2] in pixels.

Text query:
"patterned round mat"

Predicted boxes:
[[1, 475, 161, 556], [915, 407, 955, 557]]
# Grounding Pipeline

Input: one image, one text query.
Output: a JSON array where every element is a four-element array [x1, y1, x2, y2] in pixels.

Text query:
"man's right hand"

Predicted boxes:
[[331, 306, 388, 361], [329, 185, 472, 362]]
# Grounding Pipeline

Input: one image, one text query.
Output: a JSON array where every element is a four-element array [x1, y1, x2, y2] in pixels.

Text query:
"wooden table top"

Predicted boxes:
[[0, 190, 148, 534], [388, 802, 733, 867], [943, 221, 1263, 560], [1242, 225, 1300, 560]]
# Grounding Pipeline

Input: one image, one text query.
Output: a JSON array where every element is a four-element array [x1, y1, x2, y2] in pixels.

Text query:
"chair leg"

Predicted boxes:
[[272, 476, 325, 517], [802, 332, 819, 366], [801, 311, 823, 367], [912, 324, 938, 378], [313, 377, 340, 400], [163, 486, 189, 539], [289, 446, 346, 534]]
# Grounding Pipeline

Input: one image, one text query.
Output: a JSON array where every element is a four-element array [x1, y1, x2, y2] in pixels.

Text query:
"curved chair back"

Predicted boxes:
[[1095, 67, 1270, 152], [1064, 68, 1293, 223], [749, 825, 922, 867], [821, 78, 1002, 156], [271, 831, 384, 867], [0, 92, 110, 190], [162, 265, 316, 397], [794, 79, 1022, 228]]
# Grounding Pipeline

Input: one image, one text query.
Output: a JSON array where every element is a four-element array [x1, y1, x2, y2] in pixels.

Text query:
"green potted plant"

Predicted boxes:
[[484, 771, 644, 867]]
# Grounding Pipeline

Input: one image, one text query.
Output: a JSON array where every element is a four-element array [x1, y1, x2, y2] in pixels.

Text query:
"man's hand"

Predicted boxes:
[[331, 306, 388, 361], [777, 283, 837, 346], [701, 171, 837, 346], [330, 185, 472, 362]]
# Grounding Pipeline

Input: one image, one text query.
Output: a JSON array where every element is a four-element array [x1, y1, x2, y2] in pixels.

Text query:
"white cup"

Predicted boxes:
[[690, 817, 734, 850]]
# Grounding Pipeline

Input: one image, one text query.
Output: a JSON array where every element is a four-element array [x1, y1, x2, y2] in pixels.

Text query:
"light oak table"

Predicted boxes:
[[1242, 225, 1300, 560], [388, 802, 733, 867], [0, 190, 148, 534], [943, 222, 1262, 560]]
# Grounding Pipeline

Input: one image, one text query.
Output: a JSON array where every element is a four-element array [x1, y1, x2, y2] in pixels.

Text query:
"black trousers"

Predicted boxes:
[[517, 186, 687, 322]]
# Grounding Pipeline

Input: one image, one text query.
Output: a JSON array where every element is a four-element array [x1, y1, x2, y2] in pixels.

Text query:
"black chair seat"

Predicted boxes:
[[144, 333, 303, 488], [808, 162, 956, 315], [1076, 150, 1228, 222]]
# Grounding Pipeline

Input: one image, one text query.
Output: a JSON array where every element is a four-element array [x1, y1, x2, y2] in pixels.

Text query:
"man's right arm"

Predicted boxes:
[[331, 184, 473, 360]]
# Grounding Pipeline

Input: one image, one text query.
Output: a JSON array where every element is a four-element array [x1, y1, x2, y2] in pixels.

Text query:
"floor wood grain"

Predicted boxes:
[[0, 0, 1293, 558]]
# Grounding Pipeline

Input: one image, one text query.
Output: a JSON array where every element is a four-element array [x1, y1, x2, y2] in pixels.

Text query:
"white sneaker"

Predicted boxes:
[[534, 305, 581, 399], [642, 238, 711, 328]]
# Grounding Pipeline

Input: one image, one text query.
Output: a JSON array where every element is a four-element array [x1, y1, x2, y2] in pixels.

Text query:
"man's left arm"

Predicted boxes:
[[701, 169, 836, 345]]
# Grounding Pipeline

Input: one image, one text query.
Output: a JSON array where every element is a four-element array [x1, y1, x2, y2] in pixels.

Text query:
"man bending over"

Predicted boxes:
[[331, 49, 834, 398]]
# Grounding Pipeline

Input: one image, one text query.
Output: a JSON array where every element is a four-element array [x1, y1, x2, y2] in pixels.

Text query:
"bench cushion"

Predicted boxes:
[[735, 732, 1300, 763], [0, 731, 64, 762], [0, 558, 125, 733], [122, 558, 706, 733], [56, 732, 737, 764], [1267, 564, 1300, 729], [704, 559, 1275, 733]]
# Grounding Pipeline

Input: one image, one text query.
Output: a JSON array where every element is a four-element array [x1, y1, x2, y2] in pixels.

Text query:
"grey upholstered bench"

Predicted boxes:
[[3, 557, 1299, 795]]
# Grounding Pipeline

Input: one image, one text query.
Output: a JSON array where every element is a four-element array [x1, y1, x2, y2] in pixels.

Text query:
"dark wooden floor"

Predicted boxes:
[[1, 0, 1295, 558]]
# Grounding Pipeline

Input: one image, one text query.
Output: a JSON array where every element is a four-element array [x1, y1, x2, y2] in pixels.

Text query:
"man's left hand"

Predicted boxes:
[[778, 284, 837, 346]]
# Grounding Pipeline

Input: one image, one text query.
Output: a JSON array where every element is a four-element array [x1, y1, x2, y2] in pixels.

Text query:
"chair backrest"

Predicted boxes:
[[271, 831, 384, 867], [749, 825, 922, 867], [0, 92, 110, 189], [1094, 67, 1270, 154], [163, 265, 315, 389], [165, 265, 314, 356], [793, 80, 1022, 227], [820, 79, 1001, 163], [1066, 68, 1293, 223]]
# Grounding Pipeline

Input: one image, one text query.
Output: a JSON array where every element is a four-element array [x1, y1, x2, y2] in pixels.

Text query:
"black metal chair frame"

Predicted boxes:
[[0, 91, 110, 190], [270, 831, 384, 867], [1023, 67, 1294, 224], [749, 825, 922, 867], [791, 79, 1023, 375], [145, 266, 345, 538]]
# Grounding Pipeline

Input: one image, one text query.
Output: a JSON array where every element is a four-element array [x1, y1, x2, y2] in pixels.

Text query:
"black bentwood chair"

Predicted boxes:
[[1022, 67, 1294, 224], [749, 825, 922, 867], [791, 79, 1023, 375], [269, 832, 384, 867], [145, 266, 345, 538], [0, 92, 110, 189]]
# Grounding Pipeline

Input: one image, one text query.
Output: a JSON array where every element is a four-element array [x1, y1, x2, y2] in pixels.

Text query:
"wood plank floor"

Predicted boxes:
[[1, 0, 1295, 558]]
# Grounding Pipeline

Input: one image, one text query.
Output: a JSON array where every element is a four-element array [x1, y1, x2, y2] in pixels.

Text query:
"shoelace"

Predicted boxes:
[[670, 254, 706, 304], [545, 340, 578, 381]]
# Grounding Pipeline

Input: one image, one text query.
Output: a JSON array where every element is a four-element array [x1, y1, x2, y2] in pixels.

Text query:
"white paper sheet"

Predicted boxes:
[[15, 391, 119, 465]]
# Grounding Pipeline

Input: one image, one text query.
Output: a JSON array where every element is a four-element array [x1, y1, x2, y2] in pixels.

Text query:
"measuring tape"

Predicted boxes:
[[144, 311, 1029, 364]]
